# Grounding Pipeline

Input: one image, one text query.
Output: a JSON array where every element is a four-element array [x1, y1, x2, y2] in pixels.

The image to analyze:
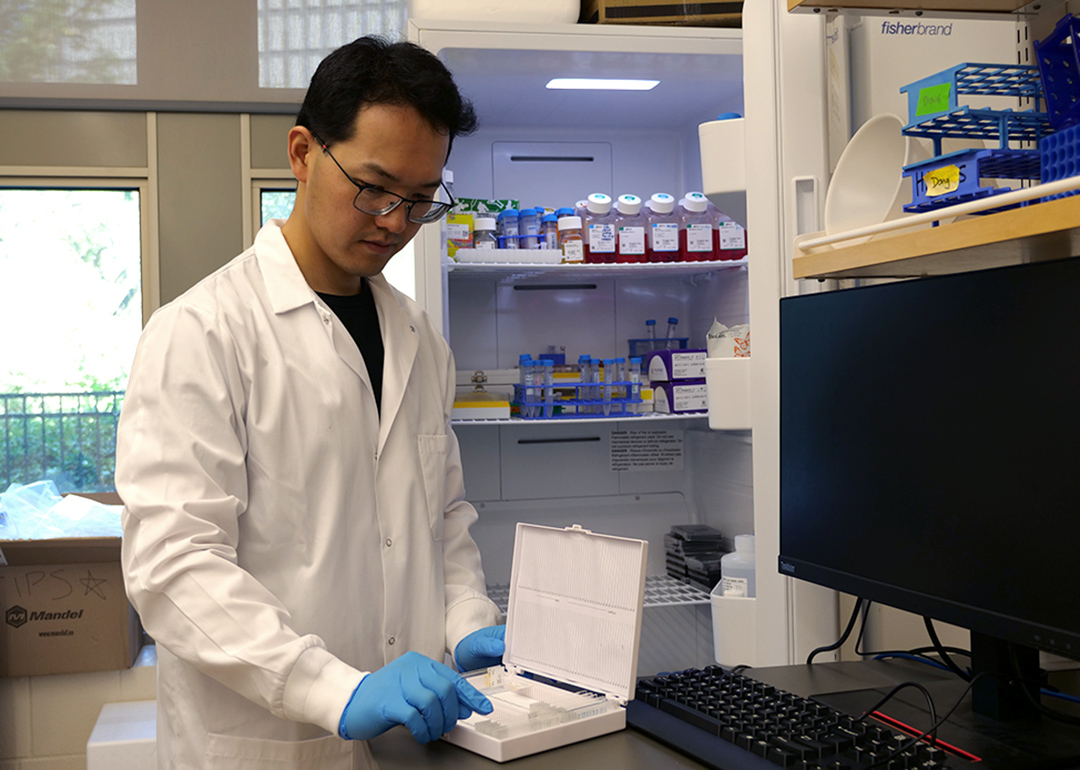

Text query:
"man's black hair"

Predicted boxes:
[[295, 36, 477, 156]]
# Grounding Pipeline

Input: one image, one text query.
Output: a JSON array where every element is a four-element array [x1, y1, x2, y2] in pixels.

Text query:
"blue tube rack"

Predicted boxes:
[[898, 62, 1051, 215], [1034, 14, 1080, 130], [514, 382, 643, 420], [902, 147, 1042, 215]]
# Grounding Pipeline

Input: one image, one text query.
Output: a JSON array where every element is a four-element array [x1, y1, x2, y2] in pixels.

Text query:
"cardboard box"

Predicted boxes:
[[646, 348, 707, 382], [0, 492, 140, 677], [579, 0, 742, 27], [653, 379, 709, 414]]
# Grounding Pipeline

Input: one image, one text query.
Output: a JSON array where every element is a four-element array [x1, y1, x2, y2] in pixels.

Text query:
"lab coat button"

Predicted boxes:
[[322, 315, 330, 325], [410, 325, 415, 333], [385, 538, 392, 548], [388, 636, 395, 645]]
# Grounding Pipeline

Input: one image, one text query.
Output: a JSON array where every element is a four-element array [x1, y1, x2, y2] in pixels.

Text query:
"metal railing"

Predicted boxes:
[[0, 392, 123, 493]]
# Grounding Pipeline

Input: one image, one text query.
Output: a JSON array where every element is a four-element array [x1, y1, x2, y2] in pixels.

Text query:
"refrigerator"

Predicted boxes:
[[404, 7, 1026, 674], [405, 18, 776, 675]]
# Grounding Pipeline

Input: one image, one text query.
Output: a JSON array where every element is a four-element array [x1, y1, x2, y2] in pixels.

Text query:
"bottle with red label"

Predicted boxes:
[[679, 192, 717, 262], [614, 194, 647, 263], [646, 192, 679, 263], [583, 193, 617, 264]]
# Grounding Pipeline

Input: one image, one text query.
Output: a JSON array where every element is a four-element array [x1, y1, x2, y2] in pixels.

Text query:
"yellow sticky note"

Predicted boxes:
[[924, 165, 960, 198]]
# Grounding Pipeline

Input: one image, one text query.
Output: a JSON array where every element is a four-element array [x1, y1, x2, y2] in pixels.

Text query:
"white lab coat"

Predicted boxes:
[[117, 221, 500, 770]]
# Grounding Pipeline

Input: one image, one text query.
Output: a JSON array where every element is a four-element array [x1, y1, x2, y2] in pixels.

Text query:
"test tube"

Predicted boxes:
[[602, 358, 614, 416], [666, 317, 679, 349], [615, 357, 627, 403], [577, 355, 591, 415], [523, 360, 536, 418], [645, 319, 657, 354], [629, 357, 642, 415], [518, 354, 532, 418], [542, 359, 555, 418], [590, 358, 602, 415]]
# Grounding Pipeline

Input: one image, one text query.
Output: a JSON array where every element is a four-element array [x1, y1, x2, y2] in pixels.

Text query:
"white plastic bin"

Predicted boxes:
[[710, 586, 758, 669], [706, 356, 751, 430]]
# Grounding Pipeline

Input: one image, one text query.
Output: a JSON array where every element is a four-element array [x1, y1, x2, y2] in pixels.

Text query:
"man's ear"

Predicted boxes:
[[287, 126, 316, 184]]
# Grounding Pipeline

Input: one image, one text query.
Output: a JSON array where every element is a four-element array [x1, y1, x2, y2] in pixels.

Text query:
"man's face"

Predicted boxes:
[[292, 102, 449, 294]]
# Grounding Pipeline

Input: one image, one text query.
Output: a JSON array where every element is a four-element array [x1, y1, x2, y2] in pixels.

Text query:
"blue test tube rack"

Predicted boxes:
[[513, 381, 643, 420]]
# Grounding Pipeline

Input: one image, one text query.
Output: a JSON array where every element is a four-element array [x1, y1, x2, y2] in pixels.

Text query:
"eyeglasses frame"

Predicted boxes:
[[309, 130, 455, 224]]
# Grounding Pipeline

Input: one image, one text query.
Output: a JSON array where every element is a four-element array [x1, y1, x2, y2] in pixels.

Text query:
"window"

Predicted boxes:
[[0, 0, 137, 85], [257, 0, 407, 89], [0, 186, 144, 492]]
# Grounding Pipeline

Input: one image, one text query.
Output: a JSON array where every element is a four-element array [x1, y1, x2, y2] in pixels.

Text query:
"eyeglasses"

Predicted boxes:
[[310, 131, 454, 224]]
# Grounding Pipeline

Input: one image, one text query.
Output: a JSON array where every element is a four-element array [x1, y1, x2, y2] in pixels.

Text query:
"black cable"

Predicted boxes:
[[807, 597, 864, 665], [1009, 642, 1080, 727], [924, 617, 971, 681], [862, 673, 988, 770]]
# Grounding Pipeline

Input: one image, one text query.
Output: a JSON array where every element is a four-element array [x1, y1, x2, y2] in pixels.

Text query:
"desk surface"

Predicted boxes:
[[367, 660, 938, 769], [370, 659, 1080, 769]]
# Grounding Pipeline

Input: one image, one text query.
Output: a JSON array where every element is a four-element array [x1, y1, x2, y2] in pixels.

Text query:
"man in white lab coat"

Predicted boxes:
[[117, 37, 505, 770]]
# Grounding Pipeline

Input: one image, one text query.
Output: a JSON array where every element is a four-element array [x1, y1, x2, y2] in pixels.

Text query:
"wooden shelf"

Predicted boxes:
[[792, 194, 1080, 280]]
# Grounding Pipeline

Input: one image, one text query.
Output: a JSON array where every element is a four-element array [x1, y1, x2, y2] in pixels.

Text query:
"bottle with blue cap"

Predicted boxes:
[[497, 208, 519, 250]]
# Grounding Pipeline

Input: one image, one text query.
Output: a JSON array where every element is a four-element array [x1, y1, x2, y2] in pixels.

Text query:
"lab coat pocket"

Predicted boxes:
[[204, 731, 356, 770], [417, 433, 448, 541]]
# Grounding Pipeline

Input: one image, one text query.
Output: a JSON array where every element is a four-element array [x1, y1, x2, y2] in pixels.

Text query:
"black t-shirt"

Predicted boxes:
[[317, 279, 384, 414]]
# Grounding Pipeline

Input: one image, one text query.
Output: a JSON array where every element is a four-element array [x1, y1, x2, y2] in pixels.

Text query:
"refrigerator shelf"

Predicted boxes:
[[452, 411, 709, 426], [486, 573, 710, 615], [445, 257, 747, 279]]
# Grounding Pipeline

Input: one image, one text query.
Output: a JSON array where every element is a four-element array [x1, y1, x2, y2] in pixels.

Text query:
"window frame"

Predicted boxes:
[[0, 174, 159, 325]]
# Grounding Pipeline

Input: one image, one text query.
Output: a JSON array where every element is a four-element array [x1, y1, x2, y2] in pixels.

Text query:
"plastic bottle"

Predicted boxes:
[[583, 193, 616, 264], [541, 213, 559, 249], [614, 194, 647, 263], [679, 192, 718, 263], [497, 208, 520, 250], [646, 193, 679, 263], [556, 207, 575, 219], [473, 217, 498, 250], [720, 534, 756, 598], [557, 216, 585, 264], [520, 207, 541, 249]]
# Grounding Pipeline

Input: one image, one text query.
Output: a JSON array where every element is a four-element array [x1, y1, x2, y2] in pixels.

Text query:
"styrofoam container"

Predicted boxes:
[[409, 0, 580, 23], [443, 523, 648, 762], [86, 700, 157, 770]]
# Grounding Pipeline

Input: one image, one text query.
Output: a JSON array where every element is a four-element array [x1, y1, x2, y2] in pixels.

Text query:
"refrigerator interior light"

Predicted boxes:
[[546, 78, 660, 91]]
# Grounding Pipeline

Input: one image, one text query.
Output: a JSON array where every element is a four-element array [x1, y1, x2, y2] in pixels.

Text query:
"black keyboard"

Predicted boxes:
[[627, 667, 955, 769]]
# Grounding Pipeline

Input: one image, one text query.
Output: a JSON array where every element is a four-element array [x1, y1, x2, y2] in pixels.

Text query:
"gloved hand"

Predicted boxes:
[[339, 651, 493, 743], [454, 624, 506, 672]]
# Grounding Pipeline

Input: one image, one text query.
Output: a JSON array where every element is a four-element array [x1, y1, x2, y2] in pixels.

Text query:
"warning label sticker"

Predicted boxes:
[[610, 429, 684, 472]]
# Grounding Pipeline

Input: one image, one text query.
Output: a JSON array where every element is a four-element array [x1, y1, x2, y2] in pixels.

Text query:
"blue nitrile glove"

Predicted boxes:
[[454, 624, 506, 672], [339, 651, 493, 743]]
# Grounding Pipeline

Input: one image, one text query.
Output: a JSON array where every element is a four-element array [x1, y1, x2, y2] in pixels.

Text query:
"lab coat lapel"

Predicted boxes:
[[368, 274, 418, 451]]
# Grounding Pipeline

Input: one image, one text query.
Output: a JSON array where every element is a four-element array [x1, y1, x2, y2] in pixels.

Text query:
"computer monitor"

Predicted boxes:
[[779, 258, 1080, 753]]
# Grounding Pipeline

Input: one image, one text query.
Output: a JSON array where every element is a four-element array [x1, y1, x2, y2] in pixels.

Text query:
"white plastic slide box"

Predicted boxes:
[[443, 522, 648, 762]]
